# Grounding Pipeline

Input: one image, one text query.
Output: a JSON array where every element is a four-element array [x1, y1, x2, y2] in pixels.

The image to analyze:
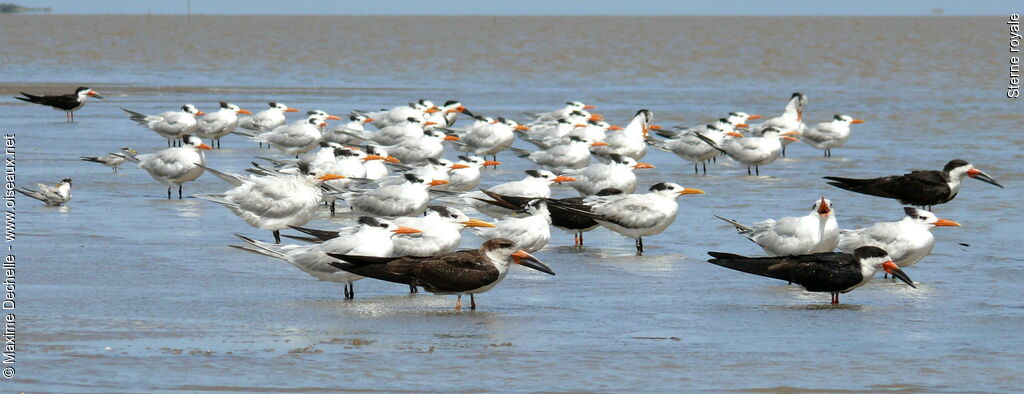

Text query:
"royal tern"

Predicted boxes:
[[81, 147, 137, 173], [748, 92, 808, 156], [463, 170, 575, 218], [361, 145, 399, 180], [697, 127, 798, 176], [356, 100, 438, 128], [838, 207, 960, 271], [801, 114, 865, 157], [15, 87, 102, 122], [328, 238, 554, 310], [511, 136, 608, 171], [340, 173, 447, 217], [451, 117, 526, 160], [707, 246, 915, 305], [472, 199, 551, 252], [323, 114, 374, 146], [391, 206, 495, 256], [121, 104, 203, 147], [550, 182, 704, 255], [590, 109, 654, 160], [714, 197, 839, 256], [647, 125, 725, 175], [231, 217, 421, 299], [824, 159, 1003, 209], [565, 153, 653, 196], [443, 155, 501, 192], [474, 188, 624, 247], [339, 117, 432, 146], [526, 101, 595, 123], [254, 112, 332, 157], [196, 101, 251, 149], [377, 129, 457, 165], [238, 102, 299, 148], [15, 178, 72, 206], [439, 99, 468, 127], [196, 162, 345, 243], [122, 134, 211, 199]]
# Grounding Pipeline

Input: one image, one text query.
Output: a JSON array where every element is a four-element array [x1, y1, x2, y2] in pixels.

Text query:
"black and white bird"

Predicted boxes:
[[838, 207, 960, 269], [81, 147, 138, 173], [328, 238, 555, 311], [707, 246, 915, 305], [549, 182, 704, 255], [122, 104, 204, 147], [801, 114, 864, 157], [15, 87, 103, 122], [824, 159, 1003, 209], [463, 170, 576, 218], [714, 197, 839, 256], [15, 178, 72, 206], [472, 188, 625, 247]]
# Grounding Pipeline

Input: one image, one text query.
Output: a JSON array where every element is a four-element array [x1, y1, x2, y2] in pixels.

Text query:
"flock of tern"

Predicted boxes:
[[12, 88, 1005, 308]]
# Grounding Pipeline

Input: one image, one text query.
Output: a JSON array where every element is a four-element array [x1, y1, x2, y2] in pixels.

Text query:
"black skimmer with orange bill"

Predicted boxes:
[[707, 246, 915, 305], [328, 238, 555, 310], [15, 87, 103, 122], [824, 159, 1003, 210], [473, 188, 624, 247]]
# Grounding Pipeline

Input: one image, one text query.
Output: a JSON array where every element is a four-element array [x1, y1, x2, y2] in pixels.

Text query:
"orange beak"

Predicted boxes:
[[318, 174, 346, 181], [735, 123, 749, 128], [456, 105, 466, 112], [461, 218, 495, 228], [932, 219, 961, 227], [482, 160, 502, 166], [318, 122, 328, 128], [851, 119, 865, 124], [385, 156, 401, 163], [726, 132, 745, 138], [608, 125, 623, 131], [197, 144, 213, 150], [589, 114, 603, 121], [747, 114, 762, 120], [429, 179, 450, 187], [443, 135, 460, 141], [195, 111, 206, 116], [817, 197, 830, 216], [326, 115, 342, 121], [237, 109, 253, 115], [590, 141, 610, 147], [678, 188, 705, 195], [515, 125, 530, 131], [423, 121, 438, 126], [649, 125, 662, 130], [583, 105, 596, 109], [392, 226, 423, 235], [363, 154, 386, 161], [88, 91, 101, 97], [553, 176, 576, 183], [450, 164, 470, 170], [285, 108, 300, 112], [363, 117, 375, 123], [574, 124, 587, 128], [783, 136, 800, 142], [424, 107, 440, 113], [634, 162, 655, 169]]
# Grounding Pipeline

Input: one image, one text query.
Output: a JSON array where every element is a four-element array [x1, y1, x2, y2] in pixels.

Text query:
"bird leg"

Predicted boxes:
[[409, 284, 417, 294], [273, 230, 281, 244], [455, 295, 462, 311], [178, 184, 183, 199], [702, 161, 707, 175], [781, 145, 787, 157], [470, 294, 476, 310], [166, 186, 172, 199], [635, 237, 644, 256], [755, 166, 760, 176], [694, 163, 699, 175], [330, 201, 336, 216], [747, 166, 752, 176], [831, 292, 840, 305]]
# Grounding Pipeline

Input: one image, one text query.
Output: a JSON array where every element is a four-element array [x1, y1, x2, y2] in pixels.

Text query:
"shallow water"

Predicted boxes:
[[1, 15, 1022, 391]]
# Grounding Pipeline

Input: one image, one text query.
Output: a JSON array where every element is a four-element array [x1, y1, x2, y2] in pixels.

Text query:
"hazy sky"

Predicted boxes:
[[15, 0, 1023, 15]]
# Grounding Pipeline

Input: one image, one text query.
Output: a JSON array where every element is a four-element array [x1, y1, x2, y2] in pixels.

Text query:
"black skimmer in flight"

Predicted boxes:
[[824, 159, 1003, 210], [328, 238, 555, 310], [15, 87, 103, 122], [707, 246, 915, 305]]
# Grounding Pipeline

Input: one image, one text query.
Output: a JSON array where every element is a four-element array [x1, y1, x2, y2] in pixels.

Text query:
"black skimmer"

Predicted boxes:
[[14, 87, 103, 122], [327, 238, 555, 310], [81, 147, 137, 173], [707, 246, 915, 305], [15, 178, 72, 206], [824, 159, 1003, 210]]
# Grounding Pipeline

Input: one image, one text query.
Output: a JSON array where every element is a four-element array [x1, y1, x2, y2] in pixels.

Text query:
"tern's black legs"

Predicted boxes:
[[273, 230, 281, 244], [178, 184, 183, 199], [167, 186, 172, 199], [702, 161, 707, 175], [747, 166, 752, 176], [409, 284, 418, 293], [635, 237, 644, 256], [470, 294, 476, 310], [755, 166, 760, 176], [781, 145, 787, 157], [330, 201, 336, 216], [344, 283, 354, 299]]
